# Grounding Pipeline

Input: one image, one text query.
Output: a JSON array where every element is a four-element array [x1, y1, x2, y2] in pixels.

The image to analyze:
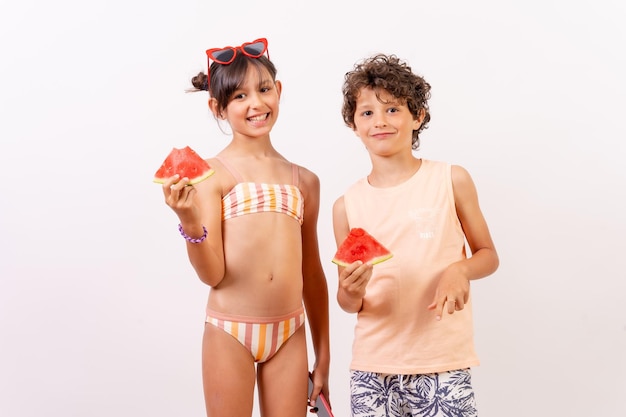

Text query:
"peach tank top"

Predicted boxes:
[[343, 160, 479, 374]]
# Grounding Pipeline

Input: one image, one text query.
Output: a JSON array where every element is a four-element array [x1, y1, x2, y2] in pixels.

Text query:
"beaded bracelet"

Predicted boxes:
[[178, 224, 207, 244]]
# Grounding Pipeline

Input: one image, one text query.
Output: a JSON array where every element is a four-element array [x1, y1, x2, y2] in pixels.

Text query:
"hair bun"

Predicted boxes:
[[191, 72, 209, 91]]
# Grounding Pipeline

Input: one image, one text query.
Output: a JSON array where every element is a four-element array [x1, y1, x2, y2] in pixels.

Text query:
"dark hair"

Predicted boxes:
[[190, 54, 277, 115], [341, 54, 431, 150]]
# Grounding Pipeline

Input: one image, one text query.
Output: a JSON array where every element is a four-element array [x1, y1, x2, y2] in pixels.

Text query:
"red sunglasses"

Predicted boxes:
[[205, 38, 269, 87]]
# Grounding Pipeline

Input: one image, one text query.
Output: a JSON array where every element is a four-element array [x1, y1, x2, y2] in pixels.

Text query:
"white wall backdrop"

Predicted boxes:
[[1, 1, 625, 416]]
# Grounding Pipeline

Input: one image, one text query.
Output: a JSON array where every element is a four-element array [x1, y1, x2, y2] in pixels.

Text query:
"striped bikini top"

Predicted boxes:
[[217, 157, 304, 225]]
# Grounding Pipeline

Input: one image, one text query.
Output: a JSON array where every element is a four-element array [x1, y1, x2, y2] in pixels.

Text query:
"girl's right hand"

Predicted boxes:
[[161, 174, 200, 222]]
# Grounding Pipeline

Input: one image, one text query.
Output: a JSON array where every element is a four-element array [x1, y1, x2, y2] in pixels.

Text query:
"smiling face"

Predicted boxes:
[[352, 87, 423, 156], [210, 64, 282, 140]]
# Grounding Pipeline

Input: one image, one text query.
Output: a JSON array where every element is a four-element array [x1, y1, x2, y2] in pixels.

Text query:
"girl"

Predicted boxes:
[[161, 38, 330, 417]]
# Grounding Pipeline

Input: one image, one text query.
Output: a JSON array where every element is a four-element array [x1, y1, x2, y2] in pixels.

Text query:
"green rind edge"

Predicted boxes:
[[331, 253, 393, 267], [153, 168, 215, 185]]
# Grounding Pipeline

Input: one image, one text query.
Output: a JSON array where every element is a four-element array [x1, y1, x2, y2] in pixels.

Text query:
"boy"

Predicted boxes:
[[333, 54, 499, 417]]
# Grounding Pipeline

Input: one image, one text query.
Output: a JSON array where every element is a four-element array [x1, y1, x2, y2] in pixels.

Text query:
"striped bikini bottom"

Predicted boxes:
[[205, 306, 305, 363]]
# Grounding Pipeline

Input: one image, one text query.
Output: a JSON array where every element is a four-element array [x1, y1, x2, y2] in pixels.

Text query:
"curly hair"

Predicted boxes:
[[341, 54, 431, 150], [190, 54, 277, 116]]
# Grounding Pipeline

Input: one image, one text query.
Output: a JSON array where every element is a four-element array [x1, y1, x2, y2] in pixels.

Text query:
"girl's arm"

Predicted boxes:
[[162, 167, 226, 287], [299, 168, 331, 402]]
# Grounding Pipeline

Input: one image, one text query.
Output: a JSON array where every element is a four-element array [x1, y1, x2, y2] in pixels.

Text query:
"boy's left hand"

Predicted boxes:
[[427, 264, 470, 320]]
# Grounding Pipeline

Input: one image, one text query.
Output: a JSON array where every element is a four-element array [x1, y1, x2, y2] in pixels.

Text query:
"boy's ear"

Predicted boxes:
[[413, 108, 426, 129]]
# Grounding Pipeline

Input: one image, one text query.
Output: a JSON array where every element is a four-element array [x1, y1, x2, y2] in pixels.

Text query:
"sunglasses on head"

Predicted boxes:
[[205, 38, 269, 89], [206, 38, 269, 64]]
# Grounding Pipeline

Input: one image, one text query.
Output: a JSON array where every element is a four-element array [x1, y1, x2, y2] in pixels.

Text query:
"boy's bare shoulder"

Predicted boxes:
[[451, 164, 473, 184]]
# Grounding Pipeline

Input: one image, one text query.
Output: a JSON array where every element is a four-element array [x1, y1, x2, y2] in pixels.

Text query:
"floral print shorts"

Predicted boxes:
[[350, 369, 477, 417]]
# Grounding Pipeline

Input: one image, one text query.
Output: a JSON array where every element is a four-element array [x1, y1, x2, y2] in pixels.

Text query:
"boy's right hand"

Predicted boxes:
[[338, 261, 373, 300]]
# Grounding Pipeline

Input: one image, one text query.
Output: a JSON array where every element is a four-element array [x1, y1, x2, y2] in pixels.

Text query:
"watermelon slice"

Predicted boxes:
[[332, 228, 393, 266], [153, 146, 214, 185]]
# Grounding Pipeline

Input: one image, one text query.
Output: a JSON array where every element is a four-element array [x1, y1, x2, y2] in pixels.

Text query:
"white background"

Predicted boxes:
[[1, 1, 625, 416]]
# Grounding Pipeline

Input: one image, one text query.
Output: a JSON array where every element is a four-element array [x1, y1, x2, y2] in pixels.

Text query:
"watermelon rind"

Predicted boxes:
[[153, 146, 215, 185], [152, 168, 214, 185], [332, 252, 393, 267], [331, 228, 393, 266]]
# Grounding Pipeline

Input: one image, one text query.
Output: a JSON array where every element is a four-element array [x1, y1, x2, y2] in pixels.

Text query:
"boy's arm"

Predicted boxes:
[[451, 164, 499, 278], [429, 165, 499, 318], [333, 196, 373, 313]]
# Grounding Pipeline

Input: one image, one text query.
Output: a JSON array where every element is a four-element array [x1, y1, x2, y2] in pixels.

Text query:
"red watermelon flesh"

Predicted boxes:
[[153, 146, 214, 185], [332, 228, 393, 266]]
